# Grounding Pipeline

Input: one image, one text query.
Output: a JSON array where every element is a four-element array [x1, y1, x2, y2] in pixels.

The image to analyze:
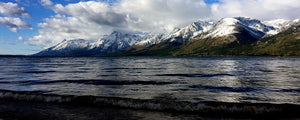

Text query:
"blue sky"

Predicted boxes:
[[204, 0, 220, 4], [0, 0, 95, 55], [0, 0, 299, 55]]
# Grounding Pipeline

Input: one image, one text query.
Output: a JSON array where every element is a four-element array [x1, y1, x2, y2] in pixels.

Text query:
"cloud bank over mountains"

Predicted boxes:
[[29, 0, 212, 48], [1, 0, 299, 48]]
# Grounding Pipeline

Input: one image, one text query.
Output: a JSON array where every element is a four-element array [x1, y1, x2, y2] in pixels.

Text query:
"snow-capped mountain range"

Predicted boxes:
[[35, 31, 141, 56], [34, 17, 300, 56]]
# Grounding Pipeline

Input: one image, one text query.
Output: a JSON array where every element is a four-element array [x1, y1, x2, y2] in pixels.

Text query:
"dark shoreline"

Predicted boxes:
[[0, 99, 299, 120], [0, 89, 299, 119], [0, 99, 186, 120]]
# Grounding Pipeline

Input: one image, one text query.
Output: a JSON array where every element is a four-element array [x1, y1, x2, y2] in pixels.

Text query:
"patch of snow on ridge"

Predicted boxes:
[[263, 18, 300, 35], [96, 31, 141, 50], [263, 19, 291, 29], [203, 18, 239, 38], [202, 17, 275, 39], [162, 20, 214, 43], [135, 33, 165, 46], [235, 17, 275, 33], [52, 39, 91, 51]]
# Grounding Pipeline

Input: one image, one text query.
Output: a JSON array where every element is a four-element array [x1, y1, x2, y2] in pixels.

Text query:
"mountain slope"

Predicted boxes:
[[173, 21, 300, 56], [177, 21, 300, 56], [247, 22, 300, 56]]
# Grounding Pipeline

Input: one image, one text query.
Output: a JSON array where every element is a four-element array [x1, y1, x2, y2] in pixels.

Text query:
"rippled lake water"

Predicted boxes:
[[0, 56, 299, 104]]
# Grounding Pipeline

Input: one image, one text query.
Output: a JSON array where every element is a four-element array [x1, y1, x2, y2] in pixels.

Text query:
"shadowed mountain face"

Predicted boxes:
[[34, 17, 300, 56]]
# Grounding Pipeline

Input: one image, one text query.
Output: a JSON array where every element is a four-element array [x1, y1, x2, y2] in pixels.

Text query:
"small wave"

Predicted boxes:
[[156, 73, 234, 77], [0, 89, 299, 117], [277, 88, 300, 93], [59, 71, 88, 73], [189, 85, 257, 93], [0, 77, 11, 80], [22, 70, 56, 74], [0, 81, 13, 84], [258, 69, 274, 73], [277, 66, 291, 68], [103, 68, 131, 70], [14, 80, 173, 86], [103, 68, 164, 70], [21, 70, 88, 74]]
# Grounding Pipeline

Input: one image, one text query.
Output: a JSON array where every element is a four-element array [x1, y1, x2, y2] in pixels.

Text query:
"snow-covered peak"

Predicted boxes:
[[97, 31, 141, 50], [293, 19, 300, 24], [105, 31, 140, 43], [186, 21, 212, 32], [234, 17, 275, 33], [134, 33, 165, 46], [201, 17, 274, 39], [105, 31, 128, 41], [162, 20, 213, 43], [263, 18, 300, 35], [263, 19, 290, 29], [169, 27, 181, 34], [52, 39, 91, 51], [202, 18, 240, 38], [217, 18, 239, 26]]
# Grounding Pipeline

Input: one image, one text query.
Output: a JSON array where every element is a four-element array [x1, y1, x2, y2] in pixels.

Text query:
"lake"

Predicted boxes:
[[0, 56, 299, 118]]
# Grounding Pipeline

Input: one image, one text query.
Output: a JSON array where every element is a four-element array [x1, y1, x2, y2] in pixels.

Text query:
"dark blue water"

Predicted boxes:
[[0, 56, 299, 104]]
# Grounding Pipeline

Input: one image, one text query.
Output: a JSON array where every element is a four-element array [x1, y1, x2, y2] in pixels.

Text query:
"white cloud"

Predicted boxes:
[[212, 0, 300, 20], [53, 1, 128, 28], [0, 17, 31, 32], [40, 0, 53, 7], [18, 36, 23, 41], [27, 14, 107, 48], [0, 2, 31, 33], [116, 0, 212, 31], [0, 2, 30, 17]]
